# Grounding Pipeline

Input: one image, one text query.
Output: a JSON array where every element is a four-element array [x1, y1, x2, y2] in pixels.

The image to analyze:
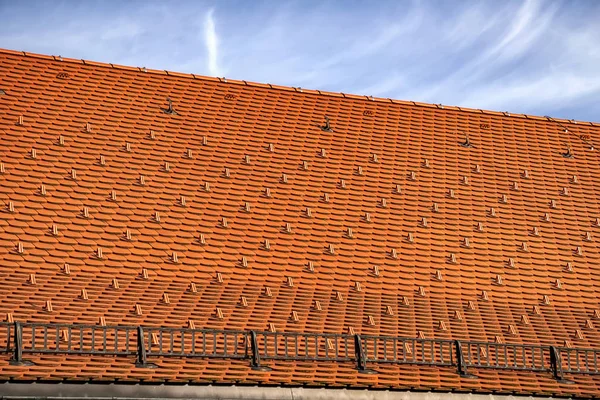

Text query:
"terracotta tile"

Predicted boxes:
[[1, 48, 600, 396]]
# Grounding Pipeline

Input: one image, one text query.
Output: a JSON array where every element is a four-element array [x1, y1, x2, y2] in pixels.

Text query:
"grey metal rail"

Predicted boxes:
[[0, 322, 12, 355], [558, 346, 600, 375], [461, 341, 550, 372], [144, 326, 249, 359], [1, 321, 597, 381], [21, 322, 137, 356], [361, 335, 454, 367], [257, 331, 354, 362]]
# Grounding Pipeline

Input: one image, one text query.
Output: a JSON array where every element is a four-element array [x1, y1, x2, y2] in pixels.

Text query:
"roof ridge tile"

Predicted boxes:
[[2, 46, 597, 124]]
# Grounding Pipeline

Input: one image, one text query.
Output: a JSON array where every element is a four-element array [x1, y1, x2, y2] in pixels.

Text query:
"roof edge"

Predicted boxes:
[[1, 47, 597, 127], [0, 382, 561, 400]]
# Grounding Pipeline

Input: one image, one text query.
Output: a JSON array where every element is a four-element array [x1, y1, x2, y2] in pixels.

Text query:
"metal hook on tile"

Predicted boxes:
[[162, 97, 178, 115], [562, 143, 574, 158], [319, 116, 332, 132], [460, 134, 472, 148]]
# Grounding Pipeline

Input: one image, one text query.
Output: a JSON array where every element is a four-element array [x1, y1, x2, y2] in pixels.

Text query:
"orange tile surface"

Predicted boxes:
[[1, 48, 600, 397]]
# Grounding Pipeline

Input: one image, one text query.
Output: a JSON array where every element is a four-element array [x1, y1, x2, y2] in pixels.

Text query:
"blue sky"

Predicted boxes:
[[1, 0, 599, 122]]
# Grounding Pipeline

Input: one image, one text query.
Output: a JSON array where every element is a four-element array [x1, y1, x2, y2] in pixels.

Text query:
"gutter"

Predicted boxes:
[[0, 383, 562, 400]]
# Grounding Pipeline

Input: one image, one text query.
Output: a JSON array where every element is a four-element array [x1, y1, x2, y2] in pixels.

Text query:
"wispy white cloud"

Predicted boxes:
[[414, 0, 558, 102], [461, 73, 600, 112], [354, 73, 406, 98], [443, 5, 498, 50], [203, 8, 221, 77], [486, 0, 546, 61], [100, 20, 143, 41], [457, 15, 600, 113]]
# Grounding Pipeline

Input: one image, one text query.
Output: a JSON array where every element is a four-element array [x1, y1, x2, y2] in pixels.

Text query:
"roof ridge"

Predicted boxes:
[[1, 47, 596, 127]]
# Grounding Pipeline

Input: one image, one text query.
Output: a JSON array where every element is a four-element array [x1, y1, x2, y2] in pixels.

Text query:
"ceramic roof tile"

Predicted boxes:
[[2, 48, 600, 397]]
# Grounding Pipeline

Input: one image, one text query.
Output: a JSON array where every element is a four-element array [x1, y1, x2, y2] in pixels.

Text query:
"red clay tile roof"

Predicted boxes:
[[1, 48, 600, 397]]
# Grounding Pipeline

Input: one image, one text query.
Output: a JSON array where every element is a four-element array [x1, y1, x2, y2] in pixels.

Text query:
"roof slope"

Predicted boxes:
[[1, 48, 600, 397]]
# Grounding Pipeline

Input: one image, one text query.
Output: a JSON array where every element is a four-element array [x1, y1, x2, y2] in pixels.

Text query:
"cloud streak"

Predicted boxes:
[[204, 9, 221, 77]]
